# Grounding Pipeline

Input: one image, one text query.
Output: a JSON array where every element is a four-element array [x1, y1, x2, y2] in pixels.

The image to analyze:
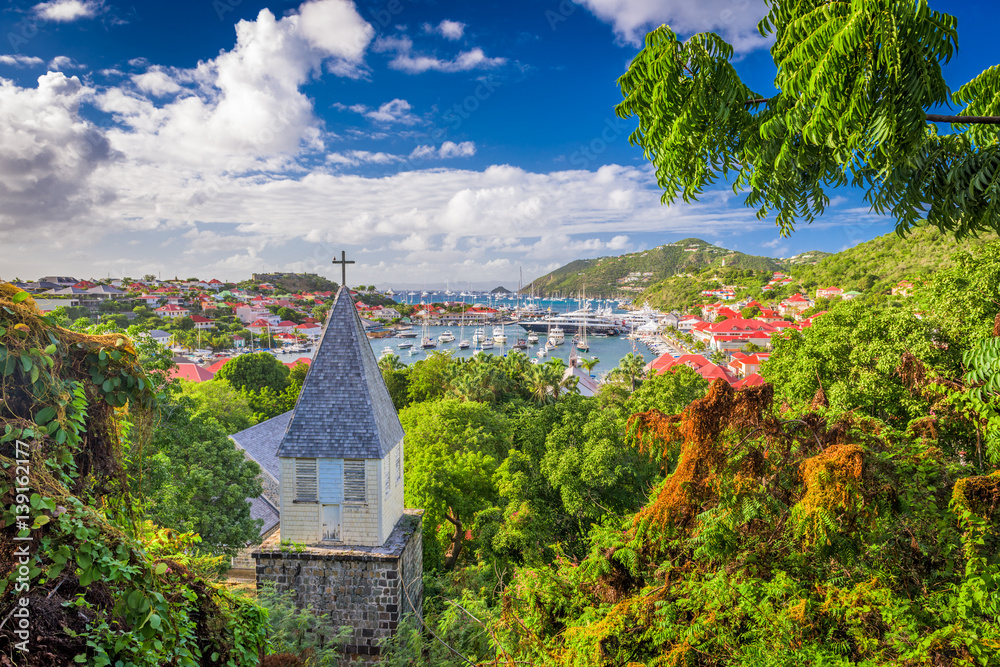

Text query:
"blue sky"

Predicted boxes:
[[0, 0, 995, 288]]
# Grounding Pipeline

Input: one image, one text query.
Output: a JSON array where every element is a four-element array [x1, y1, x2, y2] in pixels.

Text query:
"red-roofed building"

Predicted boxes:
[[189, 315, 215, 330], [756, 308, 784, 324], [248, 319, 273, 334], [136, 294, 162, 306], [817, 286, 843, 299], [733, 373, 765, 389], [73, 280, 97, 289], [155, 304, 190, 318], [284, 357, 312, 369], [715, 306, 739, 320], [647, 353, 736, 384], [205, 357, 234, 374], [799, 311, 828, 329], [295, 322, 323, 340], [728, 352, 771, 378], [168, 357, 215, 383], [678, 317, 705, 332], [779, 293, 812, 319], [693, 318, 777, 352], [274, 320, 298, 334]]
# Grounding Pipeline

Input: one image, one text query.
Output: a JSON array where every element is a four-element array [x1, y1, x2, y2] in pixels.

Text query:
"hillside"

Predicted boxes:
[[524, 238, 781, 297], [783, 226, 998, 294], [780, 250, 832, 266], [250, 272, 339, 293], [634, 226, 1000, 312]]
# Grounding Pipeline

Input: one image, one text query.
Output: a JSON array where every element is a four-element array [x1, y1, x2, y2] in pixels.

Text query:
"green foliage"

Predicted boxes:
[[623, 365, 708, 416], [399, 399, 505, 571], [616, 3, 1000, 239], [788, 225, 998, 297], [379, 353, 411, 411], [215, 351, 290, 394], [257, 583, 353, 666], [763, 296, 956, 422], [133, 391, 264, 558], [178, 379, 255, 433], [406, 351, 457, 403], [0, 283, 268, 664]]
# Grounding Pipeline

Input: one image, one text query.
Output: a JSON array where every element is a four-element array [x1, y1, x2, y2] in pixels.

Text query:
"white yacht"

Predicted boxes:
[[438, 330, 456, 343], [472, 328, 486, 344], [481, 338, 494, 350], [550, 327, 565, 345], [492, 325, 507, 343], [527, 331, 539, 344]]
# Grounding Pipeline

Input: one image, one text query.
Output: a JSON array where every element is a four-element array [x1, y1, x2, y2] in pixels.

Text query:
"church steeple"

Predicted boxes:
[[277, 286, 404, 460]]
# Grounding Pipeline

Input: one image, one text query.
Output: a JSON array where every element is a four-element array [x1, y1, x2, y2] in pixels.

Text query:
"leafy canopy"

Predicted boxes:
[[617, 0, 1000, 238]]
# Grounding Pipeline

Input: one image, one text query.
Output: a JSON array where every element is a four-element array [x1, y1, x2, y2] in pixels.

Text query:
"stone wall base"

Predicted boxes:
[[253, 509, 423, 665]]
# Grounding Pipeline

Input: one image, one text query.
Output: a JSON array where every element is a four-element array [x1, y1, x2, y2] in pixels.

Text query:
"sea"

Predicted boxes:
[[273, 293, 660, 379]]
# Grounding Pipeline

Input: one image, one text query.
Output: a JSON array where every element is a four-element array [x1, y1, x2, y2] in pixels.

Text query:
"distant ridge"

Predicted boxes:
[[524, 238, 781, 298]]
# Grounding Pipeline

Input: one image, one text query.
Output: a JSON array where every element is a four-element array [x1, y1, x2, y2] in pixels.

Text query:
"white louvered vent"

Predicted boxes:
[[295, 459, 317, 501], [344, 459, 366, 503], [385, 460, 391, 499], [395, 448, 401, 483]]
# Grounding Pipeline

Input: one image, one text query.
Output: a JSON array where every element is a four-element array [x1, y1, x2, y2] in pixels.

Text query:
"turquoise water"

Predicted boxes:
[[365, 324, 657, 377], [270, 322, 658, 378]]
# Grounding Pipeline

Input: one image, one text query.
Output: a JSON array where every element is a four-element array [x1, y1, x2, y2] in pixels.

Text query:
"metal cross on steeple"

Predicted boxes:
[[332, 250, 355, 288]]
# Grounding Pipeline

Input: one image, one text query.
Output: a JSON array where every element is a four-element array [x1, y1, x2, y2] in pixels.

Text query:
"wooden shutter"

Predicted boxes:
[[295, 459, 317, 502], [344, 459, 366, 503]]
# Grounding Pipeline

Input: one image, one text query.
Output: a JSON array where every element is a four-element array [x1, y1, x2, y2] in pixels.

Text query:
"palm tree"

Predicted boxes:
[[609, 353, 647, 392], [579, 357, 600, 374]]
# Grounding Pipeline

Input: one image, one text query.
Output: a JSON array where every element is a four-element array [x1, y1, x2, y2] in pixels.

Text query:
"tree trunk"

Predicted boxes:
[[444, 510, 464, 570]]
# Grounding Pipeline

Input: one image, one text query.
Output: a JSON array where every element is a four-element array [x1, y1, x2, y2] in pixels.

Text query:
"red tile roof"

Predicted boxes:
[[733, 373, 765, 389], [168, 363, 215, 383]]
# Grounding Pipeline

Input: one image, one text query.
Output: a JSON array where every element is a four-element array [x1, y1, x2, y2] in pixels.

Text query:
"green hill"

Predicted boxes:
[[780, 226, 998, 294], [632, 226, 999, 312], [781, 250, 833, 266], [524, 238, 781, 298]]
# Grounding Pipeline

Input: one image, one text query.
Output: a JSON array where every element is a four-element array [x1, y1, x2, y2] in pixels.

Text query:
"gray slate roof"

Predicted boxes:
[[276, 286, 403, 459], [249, 495, 280, 539], [229, 410, 291, 482]]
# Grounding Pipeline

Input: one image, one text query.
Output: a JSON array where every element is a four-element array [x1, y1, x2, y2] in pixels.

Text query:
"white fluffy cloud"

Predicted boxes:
[[0, 55, 45, 67], [97, 0, 374, 171], [576, 0, 770, 51], [48, 56, 85, 70], [374, 35, 505, 74], [424, 20, 466, 40], [0, 72, 115, 237], [359, 98, 420, 124], [32, 0, 101, 22], [410, 141, 476, 160]]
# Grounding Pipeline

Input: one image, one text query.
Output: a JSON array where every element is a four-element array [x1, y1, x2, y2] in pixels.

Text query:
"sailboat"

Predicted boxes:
[[419, 308, 437, 349], [576, 286, 590, 352], [458, 295, 471, 349]]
